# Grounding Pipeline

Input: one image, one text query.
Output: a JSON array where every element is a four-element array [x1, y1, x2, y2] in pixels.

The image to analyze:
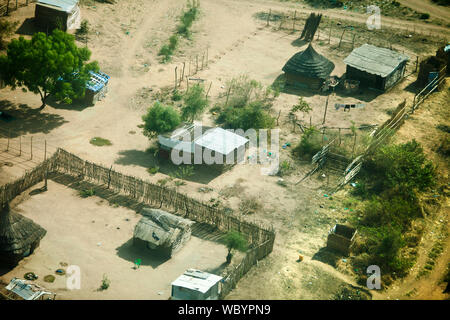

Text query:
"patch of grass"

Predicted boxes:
[[89, 137, 112, 146], [147, 166, 160, 175], [239, 196, 263, 215], [98, 274, 110, 291], [79, 188, 96, 198]]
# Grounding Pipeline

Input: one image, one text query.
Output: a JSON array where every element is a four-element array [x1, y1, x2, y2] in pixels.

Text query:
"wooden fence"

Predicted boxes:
[[0, 0, 36, 17], [0, 148, 275, 298]]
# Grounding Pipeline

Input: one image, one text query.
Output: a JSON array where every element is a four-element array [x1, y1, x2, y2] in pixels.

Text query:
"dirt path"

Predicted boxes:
[[397, 0, 450, 23]]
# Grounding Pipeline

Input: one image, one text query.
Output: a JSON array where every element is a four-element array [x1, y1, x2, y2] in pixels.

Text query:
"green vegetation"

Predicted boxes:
[[350, 139, 437, 283], [147, 166, 160, 175], [239, 196, 263, 215], [0, 20, 19, 49], [293, 126, 322, 160], [141, 102, 181, 138], [170, 165, 194, 180], [181, 84, 209, 122], [177, 0, 200, 38], [76, 20, 89, 39], [215, 76, 276, 130], [79, 188, 96, 198], [99, 274, 110, 291], [290, 97, 312, 116], [158, 1, 200, 62], [0, 29, 99, 109], [89, 137, 112, 146], [224, 230, 248, 263]]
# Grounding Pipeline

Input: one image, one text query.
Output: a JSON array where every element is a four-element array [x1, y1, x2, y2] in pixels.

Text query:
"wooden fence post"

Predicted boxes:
[[19, 136, 21, 156], [206, 81, 212, 99], [323, 94, 329, 124], [267, 9, 271, 26], [292, 10, 296, 32], [174, 66, 178, 90], [6, 129, 9, 151], [30, 136, 33, 160]]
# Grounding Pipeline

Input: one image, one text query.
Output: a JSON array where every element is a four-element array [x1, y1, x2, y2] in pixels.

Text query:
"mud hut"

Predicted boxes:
[[0, 203, 47, 266], [282, 44, 335, 90], [133, 208, 194, 258], [34, 0, 81, 31]]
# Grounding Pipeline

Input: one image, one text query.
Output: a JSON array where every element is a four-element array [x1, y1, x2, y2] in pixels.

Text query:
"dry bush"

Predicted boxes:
[[239, 196, 262, 215]]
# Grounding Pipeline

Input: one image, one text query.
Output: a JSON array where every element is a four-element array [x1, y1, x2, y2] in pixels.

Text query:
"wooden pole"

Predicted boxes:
[[225, 86, 232, 106], [415, 56, 419, 73], [44, 140, 47, 190], [322, 95, 329, 124], [6, 129, 9, 151], [292, 10, 296, 32], [30, 136, 33, 160], [338, 29, 346, 48], [338, 128, 341, 146], [107, 165, 112, 189], [267, 9, 271, 27], [19, 136, 21, 156], [206, 81, 212, 99], [174, 66, 178, 90], [196, 55, 198, 74], [328, 23, 332, 44], [181, 62, 186, 85]]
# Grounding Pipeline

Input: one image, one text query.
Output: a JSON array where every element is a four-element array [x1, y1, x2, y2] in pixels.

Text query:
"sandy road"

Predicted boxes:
[[397, 0, 450, 23]]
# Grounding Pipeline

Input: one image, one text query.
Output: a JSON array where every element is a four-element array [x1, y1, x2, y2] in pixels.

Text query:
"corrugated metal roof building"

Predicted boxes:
[[5, 278, 55, 300], [171, 269, 223, 300], [344, 44, 409, 91], [35, 0, 81, 31]]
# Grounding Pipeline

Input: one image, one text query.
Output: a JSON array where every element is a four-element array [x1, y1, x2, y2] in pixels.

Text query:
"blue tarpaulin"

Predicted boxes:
[[86, 71, 110, 93]]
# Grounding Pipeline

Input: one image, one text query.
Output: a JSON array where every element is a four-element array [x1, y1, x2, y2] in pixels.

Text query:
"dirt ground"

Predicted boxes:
[[0, 0, 449, 300], [0, 180, 229, 300]]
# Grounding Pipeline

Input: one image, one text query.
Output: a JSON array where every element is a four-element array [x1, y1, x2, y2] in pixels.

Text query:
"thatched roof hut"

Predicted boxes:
[[0, 203, 47, 266], [282, 44, 335, 90], [133, 208, 194, 257]]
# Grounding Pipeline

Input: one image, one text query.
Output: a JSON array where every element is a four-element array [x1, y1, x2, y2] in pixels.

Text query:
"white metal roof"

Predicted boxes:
[[6, 278, 53, 300], [171, 269, 222, 294], [344, 44, 409, 77], [194, 128, 249, 155], [37, 0, 79, 12]]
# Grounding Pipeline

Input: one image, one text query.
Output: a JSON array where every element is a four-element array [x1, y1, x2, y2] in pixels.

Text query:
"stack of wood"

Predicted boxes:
[[299, 13, 322, 42]]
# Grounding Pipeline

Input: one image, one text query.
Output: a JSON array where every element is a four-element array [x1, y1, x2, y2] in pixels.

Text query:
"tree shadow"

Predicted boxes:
[[0, 100, 68, 138], [115, 239, 170, 269], [45, 96, 92, 111], [311, 247, 341, 268], [0, 264, 15, 277], [291, 38, 308, 48], [114, 149, 225, 184]]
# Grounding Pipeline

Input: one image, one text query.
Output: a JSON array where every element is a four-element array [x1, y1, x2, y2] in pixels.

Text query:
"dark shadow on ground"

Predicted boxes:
[[114, 149, 225, 184], [0, 100, 68, 138], [45, 96, 92, 111], [0, 264, 14, 277], [271, 74, 382, 102], [15, 18, 47, 36], [403, 79, 421, 94], [191, 223, 226, 243], [115, 239, 170, 268], [204, 262, 228, 276], [291, 38, 308, 48], [311, 247, 341, 268]]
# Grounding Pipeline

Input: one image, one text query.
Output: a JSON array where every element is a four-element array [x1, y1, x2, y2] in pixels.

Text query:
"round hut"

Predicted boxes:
[[282, 44, 335, 90], [0, 203, 47, 266]]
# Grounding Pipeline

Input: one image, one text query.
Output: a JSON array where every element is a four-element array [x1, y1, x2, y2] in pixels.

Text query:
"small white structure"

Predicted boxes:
[[171, 269, 223, 300], [158, 123, 249, 164], [5, 278, 55, 300]]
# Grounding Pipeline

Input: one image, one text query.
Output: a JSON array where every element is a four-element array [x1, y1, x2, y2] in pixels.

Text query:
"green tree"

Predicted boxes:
[[0, 29, 99, 109], [0, 20, 19, 49], [142, 102, 181, 138], [290, 97, 312, 116], [224, 230, 247, 264], [181, 84, 208, 122]]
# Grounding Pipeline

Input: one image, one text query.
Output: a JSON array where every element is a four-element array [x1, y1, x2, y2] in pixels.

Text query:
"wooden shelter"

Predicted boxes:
[[171, 269, 222, 300], [34, 0, 81, 31], [344, 44, 409, 91], [0, 203, 47, 266], [133, 208, 194, 257], [327, 224, 357, 256], [282, 44, 335, 90]]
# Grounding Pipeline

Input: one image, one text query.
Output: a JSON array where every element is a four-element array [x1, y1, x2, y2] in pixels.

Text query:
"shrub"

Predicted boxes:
[[0, 20, 19, 49], [293, 126, 321, 160], [142, 102, 181, 138], [181, 84, 208, 122], [365, 139, 436, 198], [79, 188, 95, 198], [147, 166, 160, 175], [420, 13, 430, 19], [99, 274, 110, 291], [90, 137, 112, 146]]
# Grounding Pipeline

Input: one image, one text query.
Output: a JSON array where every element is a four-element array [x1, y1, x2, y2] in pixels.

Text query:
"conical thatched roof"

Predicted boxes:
[[0, 203, 47, 259], [283, 44, 335, 79]]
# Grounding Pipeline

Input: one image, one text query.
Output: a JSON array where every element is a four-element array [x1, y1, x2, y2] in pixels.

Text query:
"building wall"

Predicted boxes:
[[385, 61, 407, 90], [285, 73, 323, 90], [34, 5, 70, 31]]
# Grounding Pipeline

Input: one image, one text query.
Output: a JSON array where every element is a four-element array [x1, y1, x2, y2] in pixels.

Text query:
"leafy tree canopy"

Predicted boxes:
[[181, 84, 208, 122], [0, 29, 99, 109], [142, 102, 181, 138]]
